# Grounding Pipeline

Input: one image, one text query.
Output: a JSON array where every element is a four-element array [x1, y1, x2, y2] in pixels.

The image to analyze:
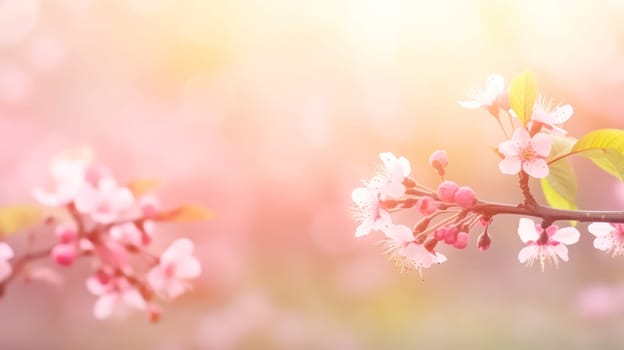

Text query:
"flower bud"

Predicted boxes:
[[55, 223, 77, 244], [443, 226, 459, 245], [454, 186, 477, 208], [437, 180, 459, 203], [429, 150, 448, 177], [434, 227, 447, 241], [51, 243, 76, 267], [453, 232, 469, 249], [416, 196, 437, 216], [477, 232, 491, 251]]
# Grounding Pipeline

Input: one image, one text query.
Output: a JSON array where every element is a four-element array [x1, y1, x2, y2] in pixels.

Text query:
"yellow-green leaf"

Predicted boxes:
[[0, 205, 42, 236], [541, 159, 577, 211], [550, 129, 624, 182], [509, 70, 538, 127], [127, 178, 160, 197], [154, 205, 215, 222]]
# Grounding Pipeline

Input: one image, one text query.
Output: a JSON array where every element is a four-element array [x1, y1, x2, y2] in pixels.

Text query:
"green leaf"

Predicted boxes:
[[550, 129, 624, 182], [540, 158, 577, 211], [154, 204, 215, 222], [0, 205, 42, 236], [572, 129, 624, 181], [509, 70, 538, 127], [127, 178, 160, 197]]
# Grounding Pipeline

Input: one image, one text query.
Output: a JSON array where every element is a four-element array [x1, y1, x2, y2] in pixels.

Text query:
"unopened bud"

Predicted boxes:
[[429, 150, 448, 177], [51, 244, 76, 267], [454, 186, 477, 208], [437, 180, 459, 203], [477, 232, 491, 251], [453, 232, 469, 249]]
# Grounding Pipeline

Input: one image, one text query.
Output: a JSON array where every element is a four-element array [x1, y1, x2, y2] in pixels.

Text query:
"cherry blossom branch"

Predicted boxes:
[[470, 202, 624, 226]]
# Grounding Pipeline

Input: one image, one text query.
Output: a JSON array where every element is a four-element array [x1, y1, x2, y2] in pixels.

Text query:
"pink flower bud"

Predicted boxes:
[[51, 243, 76, 267], [454, 186, 477, 208], [437, 180, 459, 203], [477, 232, 491, 251], [55, 223, 78, 244], [429, 150, 448, 176], [443, 226, 459, 244], [453, 232, 469, 249], [416, 196, 437, 216], [434, 227, 447, 241]]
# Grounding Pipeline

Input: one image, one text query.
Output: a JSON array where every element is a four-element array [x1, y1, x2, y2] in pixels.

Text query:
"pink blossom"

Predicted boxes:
[[458, 74, 506, 113], [33, 157, 90, 206], [498, 128, 552, 178], [351, 186, 391, 237], [531, 96, 573, 135], [147, 238, 201, 299], [109, 223, 146, 247], [587, 222, 624, 256], [75, 178, 134, 224], [517, 218, 580, 270], [368, 152, 411, 199], [383, 224, 446, 275], [0, 242, 14, 282], [453, 232, 469, 249], [87, 275, 147, 320]]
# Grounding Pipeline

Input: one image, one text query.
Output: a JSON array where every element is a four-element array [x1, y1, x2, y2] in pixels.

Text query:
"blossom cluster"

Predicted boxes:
[[352, 73, 624, 273], [0, 148, 202, 321]]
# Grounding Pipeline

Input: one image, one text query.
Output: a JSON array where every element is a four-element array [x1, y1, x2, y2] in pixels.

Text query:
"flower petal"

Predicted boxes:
[[593, 236, 612, 251], [551, 227, 580, 245], [498, 140, 520, 157], [457, 100, 481, 109], [551, 104, 573, 124], [518, 218, 539, 243], [512, 128, 531, 148], [485, 74, 504, 94], [551, 244, 569, 262], [499, 156, 522, 175], [518, 245, 537, 264], [94, 294, 117, 320], [531, 133, 552, 157], [522, 158, 549, 178], [588, 222, 614, 238], [383, 224, 414, 243], [0, 242, 14, 260]]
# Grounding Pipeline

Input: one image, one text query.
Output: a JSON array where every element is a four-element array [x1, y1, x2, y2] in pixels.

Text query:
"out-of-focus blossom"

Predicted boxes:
[[75, 178, 134, 224], [383, 224, 446, 274], [147, 238, 201, 299], [498, 128, 552, 178], [0, 243, 14, 283], [517, 218, 580, 270], [458, 74, 507, 114], [86, 275, 146, 320], [351, 186, 391, 237]]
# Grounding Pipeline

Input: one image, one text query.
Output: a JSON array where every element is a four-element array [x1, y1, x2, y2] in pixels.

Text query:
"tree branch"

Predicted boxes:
[[471, 202, 624, 224], [0, 247, 52, 297]]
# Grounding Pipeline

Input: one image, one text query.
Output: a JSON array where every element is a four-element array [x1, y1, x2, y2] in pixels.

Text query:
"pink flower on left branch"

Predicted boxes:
[[351, 152, 412, 237], [383, 224, 446, 275], [147, 238, 201, 299]]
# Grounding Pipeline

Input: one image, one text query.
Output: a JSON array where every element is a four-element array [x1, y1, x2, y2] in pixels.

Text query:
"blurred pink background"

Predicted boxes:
[[1, 0, 624, 349]]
